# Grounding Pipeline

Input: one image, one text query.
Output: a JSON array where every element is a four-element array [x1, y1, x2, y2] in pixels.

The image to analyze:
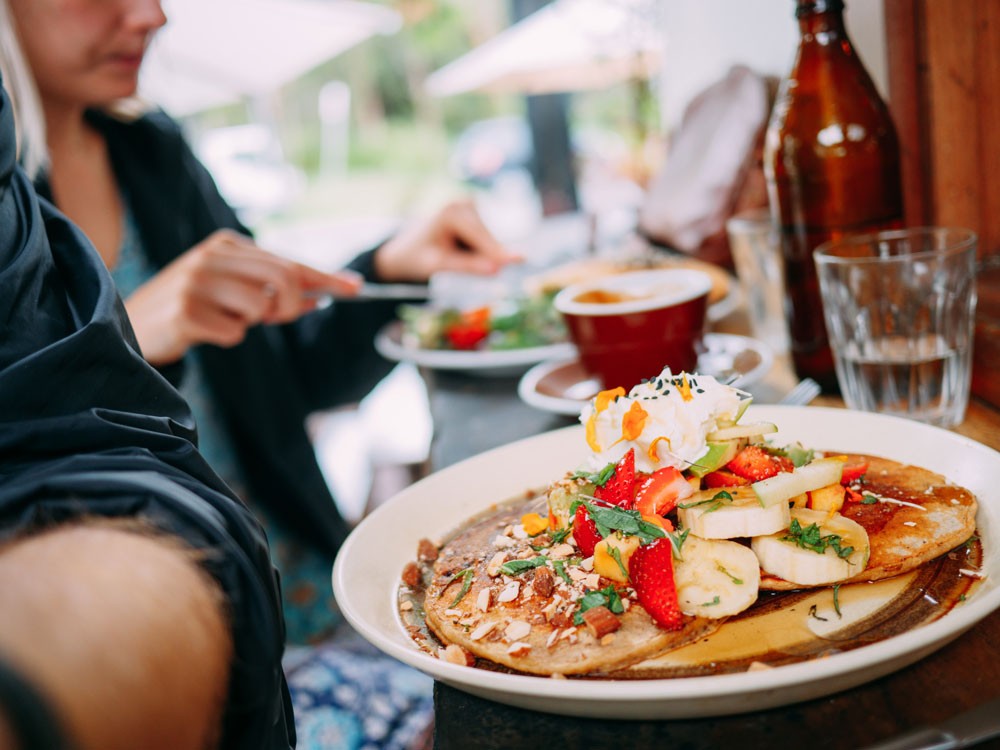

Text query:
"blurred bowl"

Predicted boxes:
[[553, 268, 712, 390]]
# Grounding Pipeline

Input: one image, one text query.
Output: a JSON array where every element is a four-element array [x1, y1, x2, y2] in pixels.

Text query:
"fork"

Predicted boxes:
[[778, 377, 821, 406]]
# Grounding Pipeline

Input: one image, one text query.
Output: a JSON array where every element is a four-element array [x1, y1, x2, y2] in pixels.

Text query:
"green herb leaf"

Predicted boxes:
[[572, 585, 624, 624], [573, 499, 667, 544], [500, 556, 548, 576], [716, 563, 743, 585], [570, 462, 616, 487], [608, 545, 630, 582], [439, 569, 475, 608], [781, 519, 854, 559], [551, 559, 573, 586], [765, 442, 815, 468], [667, 528, 689, 560], [861, 493, 879, 505], [701, 595, 721, 607], [833, 583, 842, 618]]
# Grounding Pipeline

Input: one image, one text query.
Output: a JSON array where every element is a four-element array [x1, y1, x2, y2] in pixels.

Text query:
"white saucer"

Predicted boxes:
[[517, 333, 774, 416]]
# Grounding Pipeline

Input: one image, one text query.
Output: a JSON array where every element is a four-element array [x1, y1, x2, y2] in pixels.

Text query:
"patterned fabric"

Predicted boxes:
[[111, 202, 434, 748], [285, 631, 433, 750]]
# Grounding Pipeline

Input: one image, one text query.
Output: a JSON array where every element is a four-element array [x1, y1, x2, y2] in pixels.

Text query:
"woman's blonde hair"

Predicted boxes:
[[0, 0, 48, 179], [0, 0, 153, 180]]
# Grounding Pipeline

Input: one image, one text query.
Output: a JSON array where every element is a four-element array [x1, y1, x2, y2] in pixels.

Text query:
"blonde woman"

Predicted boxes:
[[1, 1, 513, 746]]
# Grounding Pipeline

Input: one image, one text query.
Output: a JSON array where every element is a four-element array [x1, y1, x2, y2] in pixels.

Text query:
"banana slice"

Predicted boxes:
[[673, 536, 761, 618], [677, 486, 790, 539], [752, 508, 870, 586]]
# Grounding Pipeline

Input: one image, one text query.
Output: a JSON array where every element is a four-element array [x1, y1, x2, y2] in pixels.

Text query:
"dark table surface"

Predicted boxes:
[[418, 360, 1000, 750]]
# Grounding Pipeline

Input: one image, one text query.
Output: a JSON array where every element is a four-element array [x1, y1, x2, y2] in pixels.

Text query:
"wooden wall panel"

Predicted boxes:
[[885, 0, 1000, 406], [885, 0, 1000, 258]]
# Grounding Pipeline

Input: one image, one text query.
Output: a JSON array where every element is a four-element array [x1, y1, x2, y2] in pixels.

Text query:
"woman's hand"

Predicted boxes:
[[373, 200, 520, 282], [124, 229, 361, 366]]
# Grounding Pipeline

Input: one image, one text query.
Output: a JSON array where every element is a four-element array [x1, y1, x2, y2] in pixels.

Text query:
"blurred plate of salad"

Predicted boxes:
[[376, 293, 575, 375]]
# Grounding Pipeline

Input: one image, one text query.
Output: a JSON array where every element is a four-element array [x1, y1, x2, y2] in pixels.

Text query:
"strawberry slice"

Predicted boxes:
[[840, 460, 869, 486], [571, 504, 602, 558], [634, 467, 693, 516], [629, 537, 682, 631], [702, 469, 750, 488], [726, 445, 794, 483], [594, 449, 636, 508]]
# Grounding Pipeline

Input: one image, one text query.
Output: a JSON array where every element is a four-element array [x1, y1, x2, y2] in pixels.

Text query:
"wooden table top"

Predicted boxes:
[[421, 359, 1000, 750]]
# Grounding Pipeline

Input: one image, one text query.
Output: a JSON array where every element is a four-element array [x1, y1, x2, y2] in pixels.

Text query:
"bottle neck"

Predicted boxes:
[[796, 0, 848, 41]]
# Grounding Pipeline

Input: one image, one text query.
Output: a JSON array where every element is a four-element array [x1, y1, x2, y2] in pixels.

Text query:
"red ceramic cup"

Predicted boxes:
[[553, 268, 712, 390]]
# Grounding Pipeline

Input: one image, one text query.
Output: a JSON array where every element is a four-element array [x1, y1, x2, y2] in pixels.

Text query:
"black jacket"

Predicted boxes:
[[0, 83, 293, 746], [34, 109, 403, 558]]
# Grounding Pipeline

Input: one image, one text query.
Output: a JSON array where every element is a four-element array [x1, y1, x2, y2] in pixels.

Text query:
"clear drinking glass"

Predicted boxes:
[[726, 209, 790, 354], [814, 227, 978, 428]]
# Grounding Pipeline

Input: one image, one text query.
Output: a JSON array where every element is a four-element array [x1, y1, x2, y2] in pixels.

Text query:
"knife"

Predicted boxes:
[[304, 283, 429, 303], [860, 696, 1000, 750]]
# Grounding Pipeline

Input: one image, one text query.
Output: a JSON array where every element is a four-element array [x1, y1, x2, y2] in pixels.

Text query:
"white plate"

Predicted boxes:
[[517, 333, 773, 417], [333, 406, 1000, 719], [374, 319, 577, 376]]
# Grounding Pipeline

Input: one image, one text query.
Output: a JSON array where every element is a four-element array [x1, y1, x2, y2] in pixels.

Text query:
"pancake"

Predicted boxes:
[[759, 454, 978, 591], [423, 498, 720, 676]]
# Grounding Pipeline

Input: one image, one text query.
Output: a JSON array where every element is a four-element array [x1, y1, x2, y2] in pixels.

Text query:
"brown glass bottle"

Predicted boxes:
[[764, 0, 903, 392]]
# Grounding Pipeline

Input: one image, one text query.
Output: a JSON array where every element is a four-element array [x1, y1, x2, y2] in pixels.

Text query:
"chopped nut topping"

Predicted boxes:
[[476, 588, 491, 612], [440, 644, 474, 666], [497, 580, 521, 603], [505, 620, 532, 641], [747, 661, 773, 672], [582, 605, 621, 639], [492, 535, 516, 549], [583, 573, 601, 589], [600, 633, 617, 646], [444, 608, 463, 618], [401, 561, 421, 588], [548, 543, 575, 559], [417, 538, 439, 562], [486, 551, 507, 577], [580, 556, 595, 571], [533, 567, 555, 598], [506, 641, 531, 657], [399, 600, 413, 611], [469, 621, 497, 641]]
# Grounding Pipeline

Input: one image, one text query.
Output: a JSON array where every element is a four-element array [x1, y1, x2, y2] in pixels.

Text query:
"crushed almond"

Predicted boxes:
[[486, 551, 507, 577], [469, 621, 497, 641], [476, 588, 491, 612], [506, 641, 531, 657], [505, 620, 532, 641], [440, 644, 474, 666], [497, 581, 521, 603]]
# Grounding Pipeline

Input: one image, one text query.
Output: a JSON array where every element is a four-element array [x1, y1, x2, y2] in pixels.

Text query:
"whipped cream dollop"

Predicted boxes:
[[580, 369, 746, 473]]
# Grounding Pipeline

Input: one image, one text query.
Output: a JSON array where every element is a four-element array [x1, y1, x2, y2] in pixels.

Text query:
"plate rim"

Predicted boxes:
[[333, 406, 1000, 718], [516, 332, 774, 417]]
